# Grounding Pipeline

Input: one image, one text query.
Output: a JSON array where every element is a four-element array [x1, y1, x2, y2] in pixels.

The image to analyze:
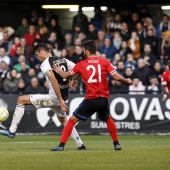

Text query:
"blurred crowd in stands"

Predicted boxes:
[[0, 6, 169, 94]]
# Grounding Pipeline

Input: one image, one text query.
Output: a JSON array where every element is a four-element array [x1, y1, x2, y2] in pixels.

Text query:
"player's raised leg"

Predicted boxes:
[[0, 95, 31, 138]]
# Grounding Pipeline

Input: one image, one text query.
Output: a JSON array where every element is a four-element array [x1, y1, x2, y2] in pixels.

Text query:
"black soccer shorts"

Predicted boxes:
[[73, 97, 109, 121]]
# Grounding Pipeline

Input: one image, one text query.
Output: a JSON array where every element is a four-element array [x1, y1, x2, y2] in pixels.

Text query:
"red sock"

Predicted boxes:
[[105, 116, 118, 141], [60, 118, 76, 143]]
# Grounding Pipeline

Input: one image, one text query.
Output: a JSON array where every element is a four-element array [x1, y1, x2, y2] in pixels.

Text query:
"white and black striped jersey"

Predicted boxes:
[[40, 57, 75, 101]]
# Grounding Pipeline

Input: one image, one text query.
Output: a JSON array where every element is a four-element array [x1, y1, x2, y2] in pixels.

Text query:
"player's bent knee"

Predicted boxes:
[[17, 95, 30, 105], [57, 115, 67, 125]]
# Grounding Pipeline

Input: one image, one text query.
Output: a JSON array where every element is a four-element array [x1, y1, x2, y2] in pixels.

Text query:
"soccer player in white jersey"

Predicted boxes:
[[0, 43, 86, 150]]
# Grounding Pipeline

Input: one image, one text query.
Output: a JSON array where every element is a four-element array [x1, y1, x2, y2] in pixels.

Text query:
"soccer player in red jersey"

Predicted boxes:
[[51, 40, 132, 151], [162, 60, 170, 101]]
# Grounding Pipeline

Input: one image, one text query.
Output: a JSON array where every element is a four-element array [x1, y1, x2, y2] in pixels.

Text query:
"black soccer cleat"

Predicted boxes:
[[114, 143, 122, 150], [77, 144, 87, 150], [50, 146, 64, 151]]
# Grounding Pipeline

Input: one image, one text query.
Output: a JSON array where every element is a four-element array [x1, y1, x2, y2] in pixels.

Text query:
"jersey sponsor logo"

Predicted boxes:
[[59, 84, 69, 89]]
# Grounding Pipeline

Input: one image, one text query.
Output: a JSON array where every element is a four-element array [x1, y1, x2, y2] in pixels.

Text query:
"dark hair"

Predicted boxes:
[[34, 43, 50, 53], [82, 40, 97, 54]]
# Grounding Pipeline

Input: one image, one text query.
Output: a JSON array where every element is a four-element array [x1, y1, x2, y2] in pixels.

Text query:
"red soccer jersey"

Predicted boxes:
[[161, 70, 170, 93], [70, 56, 116, 99]]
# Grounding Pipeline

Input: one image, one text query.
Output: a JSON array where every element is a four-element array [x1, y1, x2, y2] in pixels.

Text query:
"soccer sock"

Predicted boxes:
[[60, 118, 76, 146], [105, 116, 118, 142], [9, 104, 25, 133], [63, 120, 83, 147]]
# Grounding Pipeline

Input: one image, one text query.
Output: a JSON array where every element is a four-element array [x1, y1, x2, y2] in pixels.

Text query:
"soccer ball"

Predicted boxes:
[[0, 107, 9, 122]]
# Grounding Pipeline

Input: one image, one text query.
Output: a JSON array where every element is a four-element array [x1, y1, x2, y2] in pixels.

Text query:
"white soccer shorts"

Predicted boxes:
[[29, 94, 66, 117]]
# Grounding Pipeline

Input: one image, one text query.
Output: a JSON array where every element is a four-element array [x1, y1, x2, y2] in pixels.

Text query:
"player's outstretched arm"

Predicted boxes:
[[112, 72, 133, 84], [47, 70, 68, 112], [52, 64, 72, 79]]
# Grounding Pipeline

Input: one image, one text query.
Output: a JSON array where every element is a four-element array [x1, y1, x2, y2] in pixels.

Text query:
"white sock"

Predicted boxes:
[[9, 104, 25, 133], [63, 121, 83, 147]]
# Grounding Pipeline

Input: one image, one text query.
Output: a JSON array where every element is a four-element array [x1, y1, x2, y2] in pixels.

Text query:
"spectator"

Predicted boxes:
[[129, 77, 145, 95], [143, 17, 155, 31], [96, 31, 105, 49], [160, 30, 170, 64], [25, 77, 45, 94], [143, 54, 156, 69], [90, 6, 103, 31], [71, 45, 85, 63], [110, 13, 122, 34], [14, 79, 26, 94], [24, 68, 36, 85], [24, 24, 40, 46], [0, 25, 15, 41], [124, 53, 136, 70], [15, 17, 29, 37], [0, 32, 13, 56], [142, 28, 158, 57], [120, 22, 131, 41], [136, 21, 147, 42], [60, 48, 70, 60], [151, 61, 164, 83], [64, 33, 74, 56], [127, 31, 141, 59], [86, 23, 98, 40], [9, 36, 20, 57], [49, 17, 62, 42], [103, 8, 114, 34], [72, 8, 89, 32], [30, 9, 39, 25], [116, 60, 125, 75], [52, 42, 61, 57], [99, 35, 117, 61], [112, 31, 122, 50], [112, 53, 122, 67], [2, 69, 22, 93], [146, 76, 161, 94], [119, 41, 132, 60], [141, 43, 156, 60], [0, 61, 9, 82], [48, 32, 62, 50], [44, 9, 56, 26], [134, 58, 151, 86], [78, 32, 87, 42], [10, 46, 23, 67], [123, 66, 135, 80], [156, 14, 170, 37], [72, 23, 81, 41], [130, 12, 140, 30], [36, 17, 45, 31], [13, 55, 30, 72], [38, 25, 49, 40], [0, 47, 10, 65]]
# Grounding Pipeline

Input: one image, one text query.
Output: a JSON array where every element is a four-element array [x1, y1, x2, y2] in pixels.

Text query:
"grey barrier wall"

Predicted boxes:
[[0, 94, 170, 134]]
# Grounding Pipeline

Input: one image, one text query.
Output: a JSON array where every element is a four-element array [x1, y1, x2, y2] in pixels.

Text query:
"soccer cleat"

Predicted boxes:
[[114, 143, 122, 150], [0, 130, 15, 139], [77, 144, 87, 150], [50, 146, 64, 151]]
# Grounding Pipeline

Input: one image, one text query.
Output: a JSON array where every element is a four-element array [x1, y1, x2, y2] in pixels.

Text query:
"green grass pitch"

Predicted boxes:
[[0, 135, 170, 170]]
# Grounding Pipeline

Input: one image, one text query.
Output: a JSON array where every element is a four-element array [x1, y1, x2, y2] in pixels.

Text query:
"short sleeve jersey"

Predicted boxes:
[[161, 70, 170, 93], [40, 57, 75, 100], [70, 56, 116, 99]]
